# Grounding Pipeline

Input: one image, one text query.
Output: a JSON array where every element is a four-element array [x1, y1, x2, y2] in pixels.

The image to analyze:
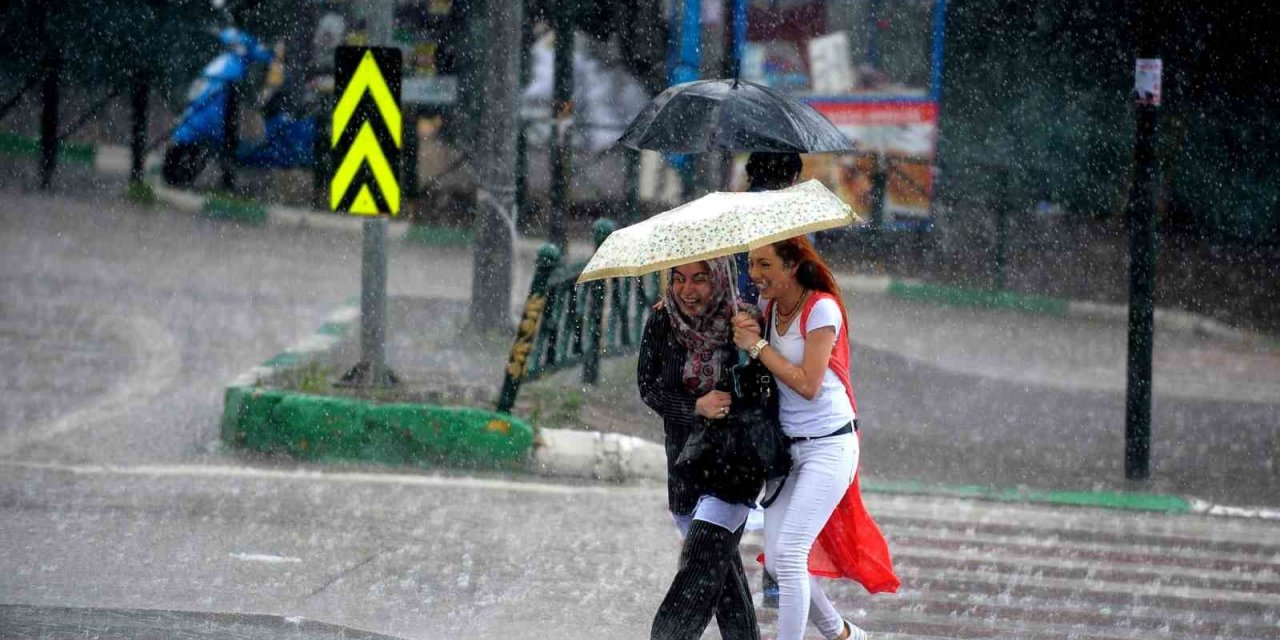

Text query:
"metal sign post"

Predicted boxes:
[[330, 45, 403, 388], [1124, 14, 1162, 480]]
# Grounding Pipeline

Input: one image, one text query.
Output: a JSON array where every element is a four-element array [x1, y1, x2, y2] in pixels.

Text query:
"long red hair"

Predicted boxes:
[[770, 236, 848, 326]]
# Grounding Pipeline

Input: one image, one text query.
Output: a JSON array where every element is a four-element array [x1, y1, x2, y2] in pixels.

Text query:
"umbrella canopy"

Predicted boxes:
[[616, 79, 854, 154], [577, 180, 859, 283]]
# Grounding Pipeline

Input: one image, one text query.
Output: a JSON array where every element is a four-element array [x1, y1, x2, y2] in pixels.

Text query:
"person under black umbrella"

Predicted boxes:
[[737, 151, 804, 306], [619, 77, 859, 639]]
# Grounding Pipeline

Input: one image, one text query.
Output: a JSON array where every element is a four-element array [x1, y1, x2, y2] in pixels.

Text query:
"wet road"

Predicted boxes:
[[850, 294, 1280, 506], [0, 171, 475, 463], [2, 461, 1276, 640]]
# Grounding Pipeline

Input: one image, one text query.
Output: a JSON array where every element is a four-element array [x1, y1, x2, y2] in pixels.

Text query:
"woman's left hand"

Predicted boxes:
[[732, 313, 761, 350]]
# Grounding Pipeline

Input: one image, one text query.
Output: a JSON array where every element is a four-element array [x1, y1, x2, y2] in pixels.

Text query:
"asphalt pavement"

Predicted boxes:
[[1, 158, 1279, 639]]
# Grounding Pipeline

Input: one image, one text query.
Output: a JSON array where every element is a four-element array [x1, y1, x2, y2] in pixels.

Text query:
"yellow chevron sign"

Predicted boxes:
[[330, 47, 402, 215]]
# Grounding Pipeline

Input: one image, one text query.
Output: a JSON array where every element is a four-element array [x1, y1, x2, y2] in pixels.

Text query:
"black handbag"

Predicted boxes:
[[674, 323, 792, 501]]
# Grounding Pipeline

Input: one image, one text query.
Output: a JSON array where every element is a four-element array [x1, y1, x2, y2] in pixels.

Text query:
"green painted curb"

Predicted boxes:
[[221, 386, 535, 468], [862, 479, 1192, 514], [886, 281, 1071, 316], [0, 131, 96, 165], [201, 197, 268, 225], [404, 224, 473, 246]]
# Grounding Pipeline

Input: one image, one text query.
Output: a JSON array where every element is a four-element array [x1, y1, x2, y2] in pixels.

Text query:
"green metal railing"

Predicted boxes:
[[497, 218, 660, 414]]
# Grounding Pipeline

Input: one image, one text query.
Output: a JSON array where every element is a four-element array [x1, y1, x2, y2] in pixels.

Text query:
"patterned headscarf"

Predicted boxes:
[[664, 257, 760, 395]]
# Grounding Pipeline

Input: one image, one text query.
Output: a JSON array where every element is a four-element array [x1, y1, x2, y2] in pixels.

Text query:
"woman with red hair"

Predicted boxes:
[[732, 236, 898, 640]]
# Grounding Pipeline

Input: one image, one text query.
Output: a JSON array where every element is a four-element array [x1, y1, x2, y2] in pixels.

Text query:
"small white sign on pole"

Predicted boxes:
[[1135, 58, 1162, 106]]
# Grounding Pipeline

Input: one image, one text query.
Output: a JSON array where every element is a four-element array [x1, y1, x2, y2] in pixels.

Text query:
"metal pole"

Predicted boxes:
[[581, 219, 615, 385], [1124, 0, 1160, 481], [869, 154, 887, 229], [337, 216, 398, 388], [361, 217, 390, 385], [497, 244, 561, 413], [403, 109, 419, 198], [515, 14, 533, 233], [549, 0, 576, 248], [220, 81, 238, 193], [313, 96, 330, 210], [39, 51, 60, 191], [993, 166, 1010, 291], [625, 149, 640, 224], [129, 72, 150, 186]]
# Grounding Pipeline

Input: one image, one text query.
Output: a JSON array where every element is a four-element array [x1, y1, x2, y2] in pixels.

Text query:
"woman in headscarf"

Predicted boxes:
[[638, 256, 764, 640]]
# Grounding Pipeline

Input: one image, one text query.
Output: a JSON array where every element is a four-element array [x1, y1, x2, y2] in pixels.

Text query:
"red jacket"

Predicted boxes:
[[769, 292, 900, 594]]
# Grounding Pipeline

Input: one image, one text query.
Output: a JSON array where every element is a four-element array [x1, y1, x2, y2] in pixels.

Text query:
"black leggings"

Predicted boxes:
[[651, 520, 759, 640]]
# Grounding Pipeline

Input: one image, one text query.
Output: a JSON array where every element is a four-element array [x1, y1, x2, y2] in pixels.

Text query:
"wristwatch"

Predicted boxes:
[[748, 338, 769, 360]]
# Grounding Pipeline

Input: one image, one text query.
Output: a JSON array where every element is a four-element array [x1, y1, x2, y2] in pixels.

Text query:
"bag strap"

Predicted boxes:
[[757, 299, 786, 509], [761, 476, 786, 508]]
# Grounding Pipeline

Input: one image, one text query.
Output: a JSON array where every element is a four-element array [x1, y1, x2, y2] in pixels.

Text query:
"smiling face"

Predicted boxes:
[[670, 262, 713, 317], [747, 244, 798, 300]]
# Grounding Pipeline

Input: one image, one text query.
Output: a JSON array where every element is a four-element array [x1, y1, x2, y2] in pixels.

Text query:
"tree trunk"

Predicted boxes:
[[469, 0, 524, 330]]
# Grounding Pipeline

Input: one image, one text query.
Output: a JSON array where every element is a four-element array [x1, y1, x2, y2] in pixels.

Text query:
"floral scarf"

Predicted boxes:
[[664, 257, 760, 395]]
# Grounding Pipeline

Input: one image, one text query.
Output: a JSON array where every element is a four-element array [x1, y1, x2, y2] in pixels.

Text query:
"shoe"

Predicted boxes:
[[835, 619, 868, 640], [761, 571, 779, 609]]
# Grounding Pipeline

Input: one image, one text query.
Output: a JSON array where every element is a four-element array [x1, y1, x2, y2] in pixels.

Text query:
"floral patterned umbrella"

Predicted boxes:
[[577, 180, 860, 283]]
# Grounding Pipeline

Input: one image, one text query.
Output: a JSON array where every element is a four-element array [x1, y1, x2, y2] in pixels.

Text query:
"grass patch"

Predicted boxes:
[[200, 193, 268, 225], [125, 181, 158, 207], [516, 384, 587, 430]]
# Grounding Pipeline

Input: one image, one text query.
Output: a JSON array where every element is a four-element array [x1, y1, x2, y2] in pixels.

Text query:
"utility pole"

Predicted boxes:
[[548, 0, 576, 249], [718, 0, 743, 190], [37, 2, 59, 191], [129, 70, 150, 187], [38, 49, 60, 191], [468, 0, 524, 330], [1124, 0, 1161, 481]]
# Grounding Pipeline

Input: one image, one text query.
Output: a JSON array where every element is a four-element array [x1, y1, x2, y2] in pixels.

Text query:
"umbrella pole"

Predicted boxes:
[[729, 272, 751, 367]]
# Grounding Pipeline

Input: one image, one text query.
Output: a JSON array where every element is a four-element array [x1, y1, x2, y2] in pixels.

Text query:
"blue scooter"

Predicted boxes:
[[162, 27, 318, 186]]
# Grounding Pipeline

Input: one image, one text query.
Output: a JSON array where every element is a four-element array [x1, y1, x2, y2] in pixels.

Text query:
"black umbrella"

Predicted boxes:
[[617, 79, 854, 154]]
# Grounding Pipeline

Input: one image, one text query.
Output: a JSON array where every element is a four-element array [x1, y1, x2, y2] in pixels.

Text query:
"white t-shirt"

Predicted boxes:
[[769, 297, 856, 438]]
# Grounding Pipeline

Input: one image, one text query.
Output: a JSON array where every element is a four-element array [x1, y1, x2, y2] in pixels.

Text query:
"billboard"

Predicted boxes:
[[734, 0, 945, 227]]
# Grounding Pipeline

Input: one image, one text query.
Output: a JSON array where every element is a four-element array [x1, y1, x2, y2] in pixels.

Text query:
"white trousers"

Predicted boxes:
[[763, 433, 859, 640]]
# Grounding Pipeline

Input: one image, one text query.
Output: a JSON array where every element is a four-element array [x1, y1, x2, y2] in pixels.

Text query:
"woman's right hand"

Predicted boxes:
[[695, 390, 732, 419]]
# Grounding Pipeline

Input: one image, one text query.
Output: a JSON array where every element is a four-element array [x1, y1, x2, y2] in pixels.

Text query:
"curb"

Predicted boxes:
[[220, 303, 534, 469], [530, 430, 1280, 520], [532, 428, 667, 482]]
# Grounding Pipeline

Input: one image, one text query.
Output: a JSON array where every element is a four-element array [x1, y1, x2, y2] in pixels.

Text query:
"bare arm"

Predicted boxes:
[[732, 312, 836, 401]]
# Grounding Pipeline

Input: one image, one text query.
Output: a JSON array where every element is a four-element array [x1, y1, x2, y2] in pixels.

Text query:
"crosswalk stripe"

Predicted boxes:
[[895, 546, 1280, 592], [737, 504, 1280, 640]]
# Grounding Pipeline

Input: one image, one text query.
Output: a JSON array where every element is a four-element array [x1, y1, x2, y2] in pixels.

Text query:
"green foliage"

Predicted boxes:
[[939, 0, 1280, 242], [0, 0, 306, 110], [939, 0, 1131, 218], [125, 181, 158, 207], [518, 385, 586, 430]]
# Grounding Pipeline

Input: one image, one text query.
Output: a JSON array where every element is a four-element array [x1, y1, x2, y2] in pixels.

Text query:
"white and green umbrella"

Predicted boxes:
[[577, 179, 860, 284]]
